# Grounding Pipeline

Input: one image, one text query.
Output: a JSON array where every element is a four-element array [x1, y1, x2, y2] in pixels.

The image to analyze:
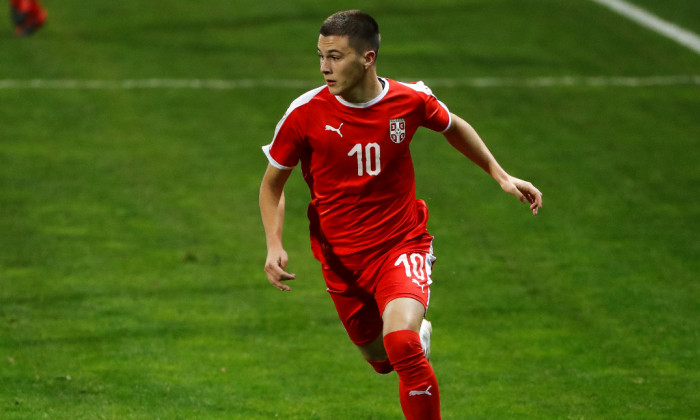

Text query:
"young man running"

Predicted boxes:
[[260, 10, 542, 419]]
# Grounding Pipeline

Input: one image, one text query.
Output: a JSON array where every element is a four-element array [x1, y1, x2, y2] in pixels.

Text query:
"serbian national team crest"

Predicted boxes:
[[389, 118, 406, 144]]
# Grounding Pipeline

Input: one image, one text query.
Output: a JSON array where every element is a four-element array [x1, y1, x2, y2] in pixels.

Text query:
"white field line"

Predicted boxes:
[[589, 0, 700, 55], [0, 76, 699, 90], [0, 78, 314, 90]]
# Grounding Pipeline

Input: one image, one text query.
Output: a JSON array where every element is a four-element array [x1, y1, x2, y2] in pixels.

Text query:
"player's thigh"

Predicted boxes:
[[374, 234, 436, 318], [382, 297, 426, 335]]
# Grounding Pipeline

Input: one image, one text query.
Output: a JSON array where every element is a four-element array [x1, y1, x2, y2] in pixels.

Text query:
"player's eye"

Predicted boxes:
[[318, 54, 341, 62]]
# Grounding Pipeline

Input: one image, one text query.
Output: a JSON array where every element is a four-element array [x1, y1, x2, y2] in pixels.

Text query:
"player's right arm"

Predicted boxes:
[[259, 164, 296, 291]]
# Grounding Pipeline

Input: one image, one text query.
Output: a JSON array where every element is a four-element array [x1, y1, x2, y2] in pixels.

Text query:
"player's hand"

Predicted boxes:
[[264, 248, 296, 291], [501, 176, 543, 215]]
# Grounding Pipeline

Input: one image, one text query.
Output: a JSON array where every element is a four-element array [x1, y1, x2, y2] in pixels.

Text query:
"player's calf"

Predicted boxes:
[[384, 330, 440, 420]]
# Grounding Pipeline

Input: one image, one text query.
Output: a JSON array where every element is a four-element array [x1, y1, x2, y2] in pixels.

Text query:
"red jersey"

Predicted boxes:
[[263, 78, 452, 269]]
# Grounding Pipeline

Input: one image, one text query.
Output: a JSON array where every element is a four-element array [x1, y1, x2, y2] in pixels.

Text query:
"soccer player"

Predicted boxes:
[[259, 10, 542, 419], [9, 0, 47, 36]]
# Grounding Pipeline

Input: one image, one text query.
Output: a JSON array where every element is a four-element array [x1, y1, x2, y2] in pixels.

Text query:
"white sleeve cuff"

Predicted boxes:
[[262, 145, 294, 170]]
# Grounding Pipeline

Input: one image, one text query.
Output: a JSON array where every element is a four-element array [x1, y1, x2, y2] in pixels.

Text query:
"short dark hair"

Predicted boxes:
[[320, 10, 380, 56]]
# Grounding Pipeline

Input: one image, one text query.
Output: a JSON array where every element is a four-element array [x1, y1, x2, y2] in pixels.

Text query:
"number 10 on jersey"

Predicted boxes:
[[348, 143, 381, 176]]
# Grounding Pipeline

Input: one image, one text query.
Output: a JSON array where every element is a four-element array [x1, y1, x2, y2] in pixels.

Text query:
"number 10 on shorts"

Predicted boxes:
[[395, 252, 433, 294]]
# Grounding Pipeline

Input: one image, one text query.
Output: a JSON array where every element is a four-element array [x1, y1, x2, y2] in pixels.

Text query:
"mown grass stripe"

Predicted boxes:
[[1, 75, 699, 90]]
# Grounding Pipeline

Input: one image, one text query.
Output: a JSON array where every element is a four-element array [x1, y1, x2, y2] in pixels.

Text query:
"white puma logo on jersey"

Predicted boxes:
[[325, 123, 343, 137], [412, 279, 426, 294], [409, 386, 433, 397]]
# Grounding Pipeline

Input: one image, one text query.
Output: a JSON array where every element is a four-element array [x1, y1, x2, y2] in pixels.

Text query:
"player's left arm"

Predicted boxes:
[[442, 113, 543, 215]]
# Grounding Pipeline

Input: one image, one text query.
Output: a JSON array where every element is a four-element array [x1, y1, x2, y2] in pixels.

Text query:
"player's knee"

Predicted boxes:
[[383, 330, 425, 371]]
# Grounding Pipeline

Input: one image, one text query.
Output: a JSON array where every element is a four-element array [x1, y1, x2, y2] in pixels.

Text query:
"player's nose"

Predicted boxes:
[[320, 58, 331, 74]]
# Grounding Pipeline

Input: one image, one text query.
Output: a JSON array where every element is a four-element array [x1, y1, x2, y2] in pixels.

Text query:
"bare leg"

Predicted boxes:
[[382, 297, 425, 335], [357, 297, 425, 360]]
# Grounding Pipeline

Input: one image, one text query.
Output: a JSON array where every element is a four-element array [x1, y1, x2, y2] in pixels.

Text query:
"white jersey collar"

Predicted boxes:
[[334, 77, 389, 108]]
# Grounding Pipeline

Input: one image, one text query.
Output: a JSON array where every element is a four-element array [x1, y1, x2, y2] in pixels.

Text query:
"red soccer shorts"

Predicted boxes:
[[323, 233, 436, 347]]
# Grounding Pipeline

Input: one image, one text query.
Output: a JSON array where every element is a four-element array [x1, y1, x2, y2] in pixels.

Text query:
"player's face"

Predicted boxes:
[[318, 35, 368, 101]]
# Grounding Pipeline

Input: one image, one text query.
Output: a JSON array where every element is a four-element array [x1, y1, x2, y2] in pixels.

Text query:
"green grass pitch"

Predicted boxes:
[[1, 0, 699, 418]]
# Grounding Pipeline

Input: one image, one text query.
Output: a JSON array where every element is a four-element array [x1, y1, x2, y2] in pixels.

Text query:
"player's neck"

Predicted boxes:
[[341, 71, 383, 104]]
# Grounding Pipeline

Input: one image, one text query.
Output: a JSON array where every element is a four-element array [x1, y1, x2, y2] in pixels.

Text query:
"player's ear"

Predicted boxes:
[[363, 50, 377, 68]]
